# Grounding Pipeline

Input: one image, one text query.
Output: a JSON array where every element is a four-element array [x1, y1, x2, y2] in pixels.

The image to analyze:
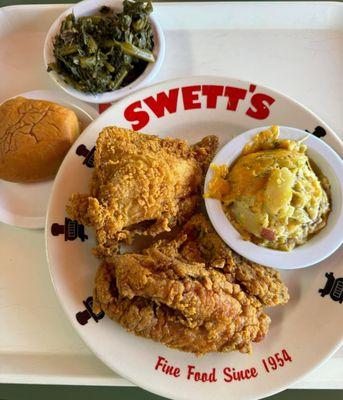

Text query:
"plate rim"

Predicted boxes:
[[45, 75, 343, 400], [0, 89, 99, 229], [88, 74, 343, 151]]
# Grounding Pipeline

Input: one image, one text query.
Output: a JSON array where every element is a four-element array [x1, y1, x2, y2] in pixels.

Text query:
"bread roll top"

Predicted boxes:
[[0, 97, 80, 182]]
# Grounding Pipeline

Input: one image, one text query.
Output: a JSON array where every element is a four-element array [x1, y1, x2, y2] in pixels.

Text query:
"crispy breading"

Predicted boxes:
[[113, 248, 243, 328], [94, 260, 270, 355], [67, 127, 218, 257], [93, 214, 289, 355], [170, 213, 290, 307]]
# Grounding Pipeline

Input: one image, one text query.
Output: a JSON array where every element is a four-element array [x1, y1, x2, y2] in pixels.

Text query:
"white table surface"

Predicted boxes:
[[0, 1, 342, 389]]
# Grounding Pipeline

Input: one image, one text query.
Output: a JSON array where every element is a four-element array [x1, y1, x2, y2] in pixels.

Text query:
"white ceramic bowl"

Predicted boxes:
[[44, 0, 165, 104], [205, 126, 343, 269]]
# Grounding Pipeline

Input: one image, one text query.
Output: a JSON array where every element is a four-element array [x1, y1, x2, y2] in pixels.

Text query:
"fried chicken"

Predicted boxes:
[[114, 249, 243, 328], [94, 260, 269, 354], [67, 127, 218, 257], [162, 213, 290, 307], [93, 214, 289, 355]]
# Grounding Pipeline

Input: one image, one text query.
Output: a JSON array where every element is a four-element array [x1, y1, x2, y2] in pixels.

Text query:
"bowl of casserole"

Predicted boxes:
[[204, 125, 343, 269]]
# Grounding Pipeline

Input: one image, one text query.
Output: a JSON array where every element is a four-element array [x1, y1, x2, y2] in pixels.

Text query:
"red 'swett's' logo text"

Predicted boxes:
[[124, 84, 275, 130]]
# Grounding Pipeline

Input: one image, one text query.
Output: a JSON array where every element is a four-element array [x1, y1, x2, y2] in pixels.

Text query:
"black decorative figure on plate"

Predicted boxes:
[[76, 144, 95, 168], [51, 218, 88, 241], [319, 272, 343, 303], [76, 296, 105, 325]]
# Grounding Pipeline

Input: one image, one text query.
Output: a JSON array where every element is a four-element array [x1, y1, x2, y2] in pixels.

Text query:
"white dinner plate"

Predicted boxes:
[[46, 76, 343, 400], [0, 90, 99, 229]]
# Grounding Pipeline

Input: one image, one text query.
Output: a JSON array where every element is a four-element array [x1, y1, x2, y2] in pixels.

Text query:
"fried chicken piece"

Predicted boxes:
[[155, 214, 289, 307], [94, 260, 270, 355], [113, 247, 243, 328], [93, 214, 290, 354], [67, 127, 218, 258]]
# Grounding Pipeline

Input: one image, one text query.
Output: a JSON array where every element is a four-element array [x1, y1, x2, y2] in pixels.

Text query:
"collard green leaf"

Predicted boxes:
[[49, 0, 154, 94]]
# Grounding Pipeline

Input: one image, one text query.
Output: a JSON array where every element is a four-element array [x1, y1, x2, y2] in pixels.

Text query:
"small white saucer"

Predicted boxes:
[[0, 90, 99, 229]]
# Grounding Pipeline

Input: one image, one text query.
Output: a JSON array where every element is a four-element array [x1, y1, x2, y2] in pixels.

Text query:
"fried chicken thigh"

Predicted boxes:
[[67, 127, 218, 257], [93, 214, 289, 355]]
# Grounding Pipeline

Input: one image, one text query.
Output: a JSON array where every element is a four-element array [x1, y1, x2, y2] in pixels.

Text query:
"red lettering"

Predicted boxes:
[[262, 350, 292, 373], [143, 88, 179, 118], [155, 356, 166, 371], [154, 356, 181, 378], [282, 349, 292, 362], [275, 353, 285, 367], [224, 86, 247, 111], [98, 103, 112, 114], [182, 85, 202, 110], [268, 356, 278, 370], [187, 366, 217, 382], [223, 367, 233, 383], [223, 367, 258, 383], [187, 365, 195, 380], [209, 368, 217, 382], [163, 364, 172, 374], [202, 85, 224, 108], [124, 100, 150, 130], [246, 93, 275, 119], [262, 358, 270, 373]]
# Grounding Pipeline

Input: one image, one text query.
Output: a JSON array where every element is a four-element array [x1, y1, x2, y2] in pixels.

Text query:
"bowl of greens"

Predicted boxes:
[[44, 0, 165, 104]]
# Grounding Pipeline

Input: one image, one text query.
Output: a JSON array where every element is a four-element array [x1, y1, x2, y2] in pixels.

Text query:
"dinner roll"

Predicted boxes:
[[0, 97, 80, 182]]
